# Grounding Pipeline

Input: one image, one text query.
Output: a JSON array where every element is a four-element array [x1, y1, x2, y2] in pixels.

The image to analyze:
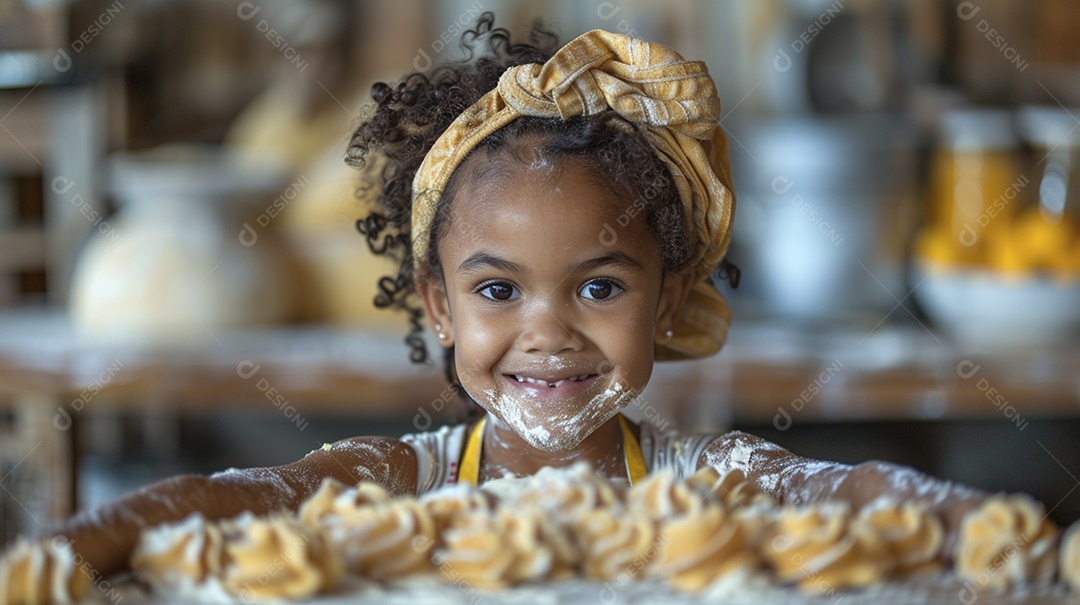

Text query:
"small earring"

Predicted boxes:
[[664, 329, 674, 342], [438, 332, 447, 340], [435, 323, 447, 340]]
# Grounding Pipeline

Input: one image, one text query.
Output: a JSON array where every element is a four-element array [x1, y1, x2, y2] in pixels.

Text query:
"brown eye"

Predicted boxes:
[[479, 282, 519, 301], [580, 279, 622, 300]]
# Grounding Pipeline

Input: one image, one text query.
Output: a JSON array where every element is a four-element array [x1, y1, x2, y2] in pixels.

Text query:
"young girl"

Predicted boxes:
[[6, 14, 986, 590]]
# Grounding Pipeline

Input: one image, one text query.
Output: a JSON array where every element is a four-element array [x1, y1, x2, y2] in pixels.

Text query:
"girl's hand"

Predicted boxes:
[[698, 431, 994, 565]]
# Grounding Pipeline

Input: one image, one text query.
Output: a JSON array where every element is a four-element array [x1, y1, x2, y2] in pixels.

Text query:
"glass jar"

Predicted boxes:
[[921, 109, 1023, 268], [1012, 105, 1080, 278], [915, 108, 1080, 349]]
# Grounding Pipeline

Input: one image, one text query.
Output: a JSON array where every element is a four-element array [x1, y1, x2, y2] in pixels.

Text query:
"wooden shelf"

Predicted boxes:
[[0, 308, 1076, 424]]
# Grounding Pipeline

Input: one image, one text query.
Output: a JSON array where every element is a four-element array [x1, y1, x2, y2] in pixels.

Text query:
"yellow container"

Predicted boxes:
[[923, 109, 1023, 267]]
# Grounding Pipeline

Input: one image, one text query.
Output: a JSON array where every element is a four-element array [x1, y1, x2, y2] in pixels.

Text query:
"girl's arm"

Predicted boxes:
[[699, 430, 987, 555], [33, 436, 418, 579]]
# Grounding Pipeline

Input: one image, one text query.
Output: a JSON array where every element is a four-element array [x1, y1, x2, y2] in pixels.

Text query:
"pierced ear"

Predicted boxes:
[[416, 270, 455, 348], [655, 269, 695, 341]]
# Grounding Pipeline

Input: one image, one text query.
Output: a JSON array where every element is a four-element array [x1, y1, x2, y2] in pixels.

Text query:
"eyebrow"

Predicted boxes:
[[573, 251, 644, 273], [457, 252, 525, 275], [456, 250, 644, 275]]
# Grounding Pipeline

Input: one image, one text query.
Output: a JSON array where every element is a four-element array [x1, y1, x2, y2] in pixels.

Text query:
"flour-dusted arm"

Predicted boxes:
[[0, 436, 417, 594], [699, 430, 988, 558]]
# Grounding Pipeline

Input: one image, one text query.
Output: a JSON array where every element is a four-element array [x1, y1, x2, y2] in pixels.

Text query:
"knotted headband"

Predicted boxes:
[[412, 29, 735, 360]]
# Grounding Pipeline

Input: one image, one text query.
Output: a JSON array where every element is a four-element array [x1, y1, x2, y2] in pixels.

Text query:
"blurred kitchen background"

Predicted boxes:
[[1, 0, 1079, 542]]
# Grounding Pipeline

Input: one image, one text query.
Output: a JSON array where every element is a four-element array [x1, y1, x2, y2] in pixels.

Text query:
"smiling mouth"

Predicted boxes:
[[506, 373, 599, 389]]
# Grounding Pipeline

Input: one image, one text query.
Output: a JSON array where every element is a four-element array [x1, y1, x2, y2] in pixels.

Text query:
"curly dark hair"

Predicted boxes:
[[346, 13, 698, 416]]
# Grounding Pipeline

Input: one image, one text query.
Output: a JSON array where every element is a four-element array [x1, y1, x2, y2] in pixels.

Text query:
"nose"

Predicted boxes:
[[517, 301, 582, 355]]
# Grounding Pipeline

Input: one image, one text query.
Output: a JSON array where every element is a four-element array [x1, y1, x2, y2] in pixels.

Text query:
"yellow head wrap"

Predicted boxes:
[[411, 29, 735, 360]]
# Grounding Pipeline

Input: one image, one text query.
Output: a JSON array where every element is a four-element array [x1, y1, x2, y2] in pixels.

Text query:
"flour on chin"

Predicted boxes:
[[475, 380, 633, 452]]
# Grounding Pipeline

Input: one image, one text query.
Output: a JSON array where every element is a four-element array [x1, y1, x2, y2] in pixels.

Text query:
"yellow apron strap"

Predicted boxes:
[[619, 415, 648, 485], [459, 415, 646, 486], [457, 416, 486, 486]]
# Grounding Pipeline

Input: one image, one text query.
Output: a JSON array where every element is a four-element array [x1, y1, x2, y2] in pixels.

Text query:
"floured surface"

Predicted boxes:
[[104, 573, 1080, 604]]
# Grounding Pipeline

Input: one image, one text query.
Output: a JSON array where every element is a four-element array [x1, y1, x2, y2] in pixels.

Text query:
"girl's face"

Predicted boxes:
[[419, 159, 692, 452]]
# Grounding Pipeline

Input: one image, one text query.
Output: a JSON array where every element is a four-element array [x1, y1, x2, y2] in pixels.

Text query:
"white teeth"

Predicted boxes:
[[510, 374, 594, 388]]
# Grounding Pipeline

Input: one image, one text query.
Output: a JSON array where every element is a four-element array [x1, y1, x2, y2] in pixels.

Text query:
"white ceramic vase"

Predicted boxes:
[[70, 145, 296, 343]]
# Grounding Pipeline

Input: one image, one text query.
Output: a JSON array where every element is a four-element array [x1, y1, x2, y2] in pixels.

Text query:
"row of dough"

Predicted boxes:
[[129, 463, 1077, 599], [2, 463, 1078, 603]]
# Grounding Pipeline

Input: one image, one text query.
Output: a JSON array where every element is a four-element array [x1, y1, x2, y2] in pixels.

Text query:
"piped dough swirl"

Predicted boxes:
[[653, 505, 758, 592], [437, 508, 562, 589], [0, 538, 92, 605], [218, 513, 341, 601], [1061, 521, 1080, 592], [420, 485, 494, 535], [764, 503, 889, 592], [686, 466, 777, 509], [853, 501, 944, 577], [300, 479, 436, 579], [955, 494, 1059, 590], [575, 509, 659, 581], [626, 469, 702, 520], [132, 513, 225, 591]]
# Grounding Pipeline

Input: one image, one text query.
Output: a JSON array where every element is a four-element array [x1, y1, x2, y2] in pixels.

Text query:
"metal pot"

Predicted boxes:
[[724, 114, 918, 323]]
